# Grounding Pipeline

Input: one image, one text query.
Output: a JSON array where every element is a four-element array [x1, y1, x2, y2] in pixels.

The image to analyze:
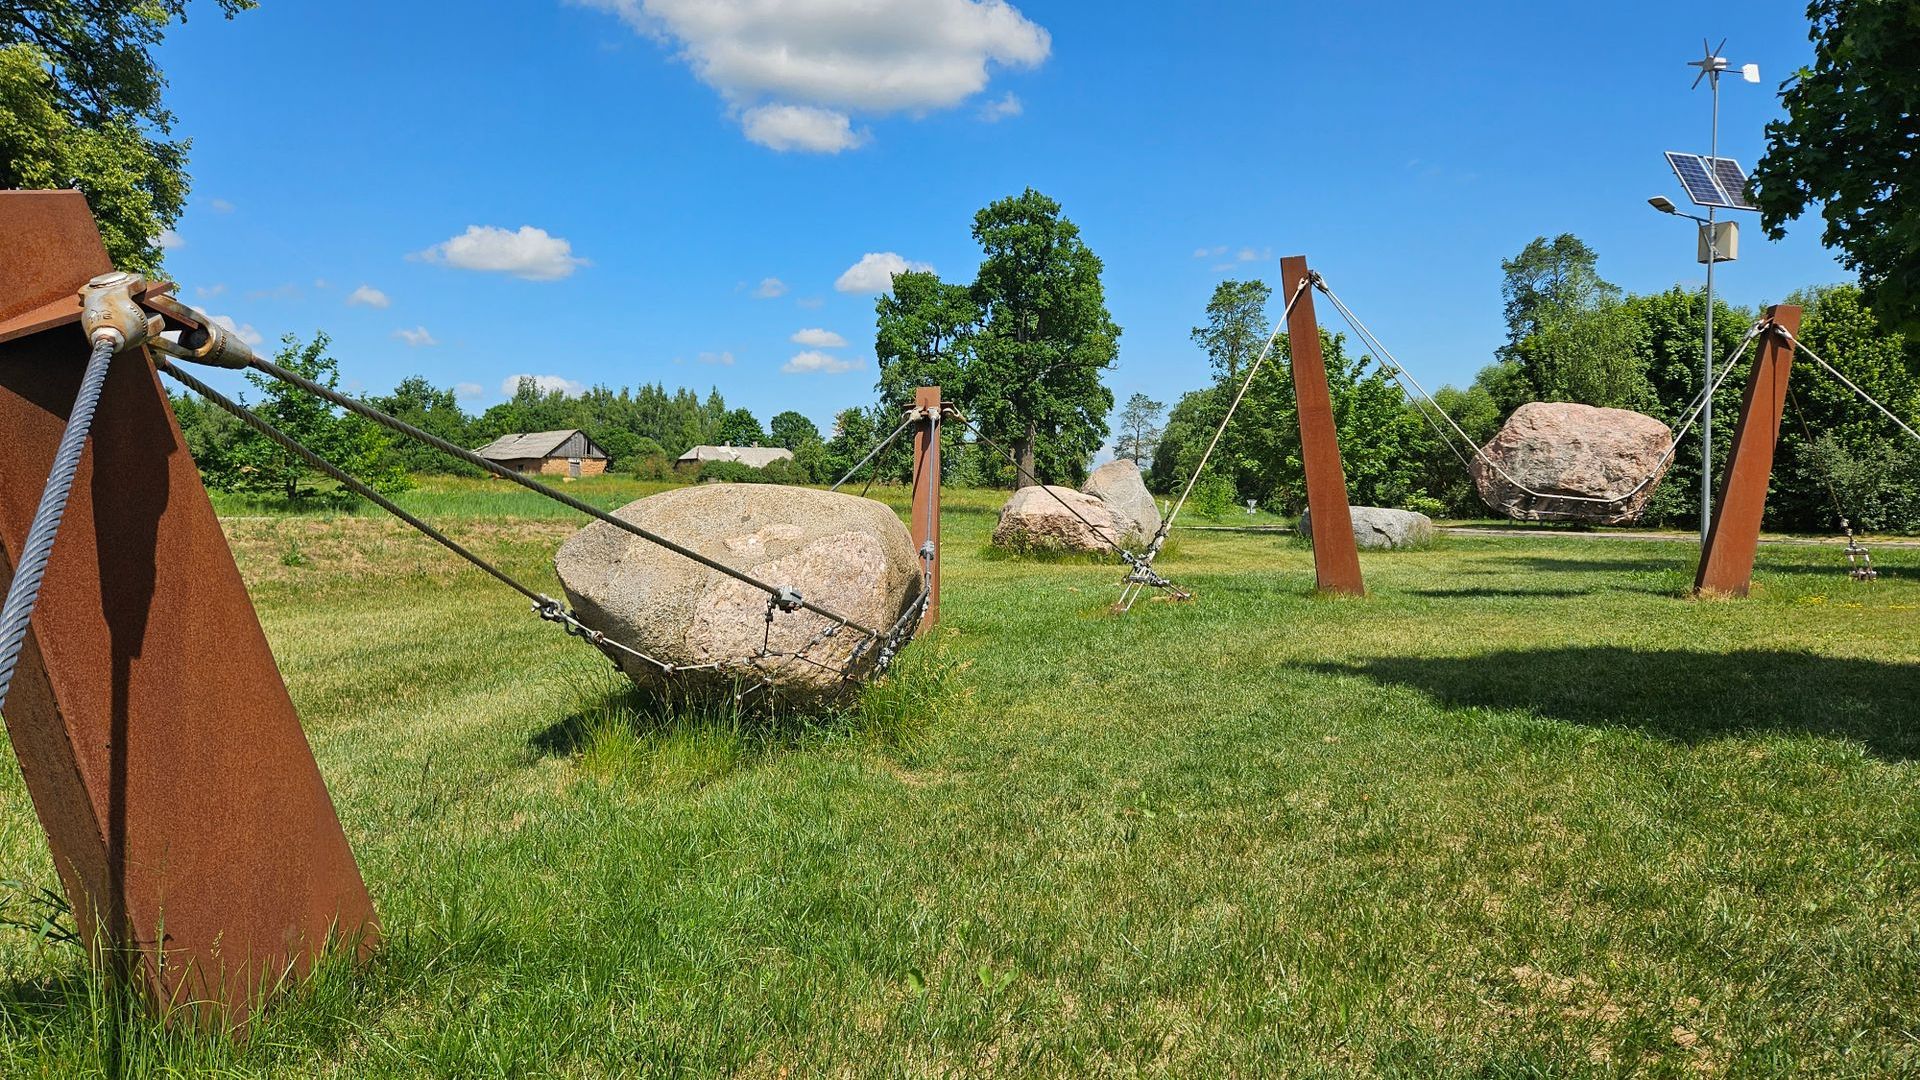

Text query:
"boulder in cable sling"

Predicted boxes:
[[554, 484, 923, 699], [1079, 459, 1162, 544], [991, 485, 1125, 554], [1471, 401, 1675, 525]]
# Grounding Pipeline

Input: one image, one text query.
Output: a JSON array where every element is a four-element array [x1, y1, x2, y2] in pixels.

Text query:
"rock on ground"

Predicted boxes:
[[1299, 505, 1436, 550], [1080, 460, 1162, 544], [991, 485, 1125, 554], [555, 484, 922, 699], [1471, 402, 1675, 525]]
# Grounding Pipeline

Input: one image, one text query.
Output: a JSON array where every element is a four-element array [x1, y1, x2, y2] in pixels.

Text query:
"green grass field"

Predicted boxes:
[[2, 476, 1917, 1077]]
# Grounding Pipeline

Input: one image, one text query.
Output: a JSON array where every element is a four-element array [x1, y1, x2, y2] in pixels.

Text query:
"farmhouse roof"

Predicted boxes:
[[675, 445, 795, 468], [472, 429, 607, 461]]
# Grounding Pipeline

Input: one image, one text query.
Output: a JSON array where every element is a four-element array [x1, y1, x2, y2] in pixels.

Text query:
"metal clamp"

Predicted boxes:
[[772, 586, 805, 612], [141, 291, 258, 370], [78, 272, 162, 351]]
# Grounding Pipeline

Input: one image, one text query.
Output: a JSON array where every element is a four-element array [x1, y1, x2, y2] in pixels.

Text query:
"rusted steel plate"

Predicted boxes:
[[1280, 256, 1365, 597], [0, 191, 376, 1024], [911, 386, 942, 627], [1695, 305, 1803, 597]]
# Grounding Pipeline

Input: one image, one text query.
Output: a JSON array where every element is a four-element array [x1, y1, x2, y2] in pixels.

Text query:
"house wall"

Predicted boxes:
[[536, 457, 607, 477]]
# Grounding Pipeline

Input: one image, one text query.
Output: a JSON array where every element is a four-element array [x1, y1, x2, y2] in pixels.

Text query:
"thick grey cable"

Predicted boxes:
[[1782, 330, 1920, 446], [241, 353, 878, 638], [1142, 277, 1312, 564], [157, 359, 547, 605], [1315, 276, 1761, 511], [830, 412, 917, 492], [0, 339, 117, 713]]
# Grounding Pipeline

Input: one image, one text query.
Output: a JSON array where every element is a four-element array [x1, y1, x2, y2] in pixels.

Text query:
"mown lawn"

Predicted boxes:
[[1, 477, 1917, 1077]]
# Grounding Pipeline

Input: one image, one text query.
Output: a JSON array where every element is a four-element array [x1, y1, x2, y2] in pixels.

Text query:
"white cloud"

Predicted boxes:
[[790, 327, 847, 348], [347, 284, 391, 309], [193, 283, 227, 300], [502, 374, 587, 396], [697, 350, 735, 366], [454, 382, 485, 399], [209, 314, 263, 347], [978, 91, 1022, 122], [208, 198, 235, 213], [834, 251, 933, 294], [1192, 245, 1227, 259], [752, 276, 788, 298], [582, 0, 1050, 151], [158, 228, 184, 251], [741, 103, 868, 152], [782, 350, 861, 374], [416, 225, 588, 281], [393, 326, 438, 347]]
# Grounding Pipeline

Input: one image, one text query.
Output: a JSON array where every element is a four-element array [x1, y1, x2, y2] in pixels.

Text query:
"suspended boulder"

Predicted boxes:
[[1080, 459, 1162, 544], [1471, 402, 1675, 525], [1299, 505, 1436, 550], [991, 485, 1125, 554], [555, 484, 923, 700]]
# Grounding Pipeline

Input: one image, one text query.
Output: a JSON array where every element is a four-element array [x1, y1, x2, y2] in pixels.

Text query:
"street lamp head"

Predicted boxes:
[[1649, 195, 1679, 214]]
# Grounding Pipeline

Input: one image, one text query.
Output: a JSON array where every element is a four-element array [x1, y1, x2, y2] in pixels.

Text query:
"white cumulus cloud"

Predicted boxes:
[[347, 284, 391, 309], [697, 351, 735, 366], [752, 276, 788, 298], [208, 314, 263, 347], [782, 350, 861, 374], [158, 228, 184, 250], [741, 103, 868, 152], [502, 373, 587, 396], [790, 327, 847, 348], [393, 326, 438, 347], [978, 91, 1023, 122], [417, 225, 588, 281], [581, 0, 1050, 152], [454, 382, 485, 399], [834, 252, 933, 294]]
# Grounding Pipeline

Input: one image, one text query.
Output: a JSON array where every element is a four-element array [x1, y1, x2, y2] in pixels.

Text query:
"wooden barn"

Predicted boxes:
[[472, 429, 609, 478]]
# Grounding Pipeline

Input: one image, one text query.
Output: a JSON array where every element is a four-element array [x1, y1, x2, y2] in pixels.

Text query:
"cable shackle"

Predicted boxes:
[[79, 272, 163, 352]]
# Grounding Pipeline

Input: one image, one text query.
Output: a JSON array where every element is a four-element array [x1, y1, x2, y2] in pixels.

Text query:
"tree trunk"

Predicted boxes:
[[1015, 418, 1038, 488]]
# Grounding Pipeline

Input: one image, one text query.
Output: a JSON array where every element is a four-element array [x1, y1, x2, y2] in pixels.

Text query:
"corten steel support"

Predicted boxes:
[[1279, 256, 1365, 597], [0, 191, 376, 1025], [909, 386, 942, 627], [1694, 304, 1802, 597]]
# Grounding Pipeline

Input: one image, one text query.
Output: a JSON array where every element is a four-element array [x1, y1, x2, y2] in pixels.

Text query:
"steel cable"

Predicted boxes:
[[0, 338, 117, 712], [240, 353, 879, 637], [1314, 276, 1762, 514], [1782, 329, 1920, 447]]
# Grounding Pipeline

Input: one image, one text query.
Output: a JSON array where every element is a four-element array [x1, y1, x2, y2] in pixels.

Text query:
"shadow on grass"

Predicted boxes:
[[529, 639, 959, 770], [1315, 647, 1920, 761]]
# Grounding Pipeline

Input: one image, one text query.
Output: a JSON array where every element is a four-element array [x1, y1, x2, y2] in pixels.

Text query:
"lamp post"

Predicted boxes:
[[1649, 41, 1761, 545]]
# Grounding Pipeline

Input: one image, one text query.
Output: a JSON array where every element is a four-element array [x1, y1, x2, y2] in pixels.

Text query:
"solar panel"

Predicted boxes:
[[1666, 151, 1733, 209], [1708, 157, 1758, 211]]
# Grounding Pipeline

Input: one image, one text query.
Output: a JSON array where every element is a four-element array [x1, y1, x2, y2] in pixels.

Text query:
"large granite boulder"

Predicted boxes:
[[991, 485, 1124, 554], [1471, 402, 1674, 525], [555, 484, 922, 699], [1299, 506, 1436, 550], [1080, 460, 1162, 544]]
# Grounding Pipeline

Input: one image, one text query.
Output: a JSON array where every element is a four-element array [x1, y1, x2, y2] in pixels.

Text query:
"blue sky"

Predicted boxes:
[[152, 0, 1844, 436]]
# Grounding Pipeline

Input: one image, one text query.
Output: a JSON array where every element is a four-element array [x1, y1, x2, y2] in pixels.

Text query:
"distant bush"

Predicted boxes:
[[632, 455, 678, 481], [696, 458, 812, 486]]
